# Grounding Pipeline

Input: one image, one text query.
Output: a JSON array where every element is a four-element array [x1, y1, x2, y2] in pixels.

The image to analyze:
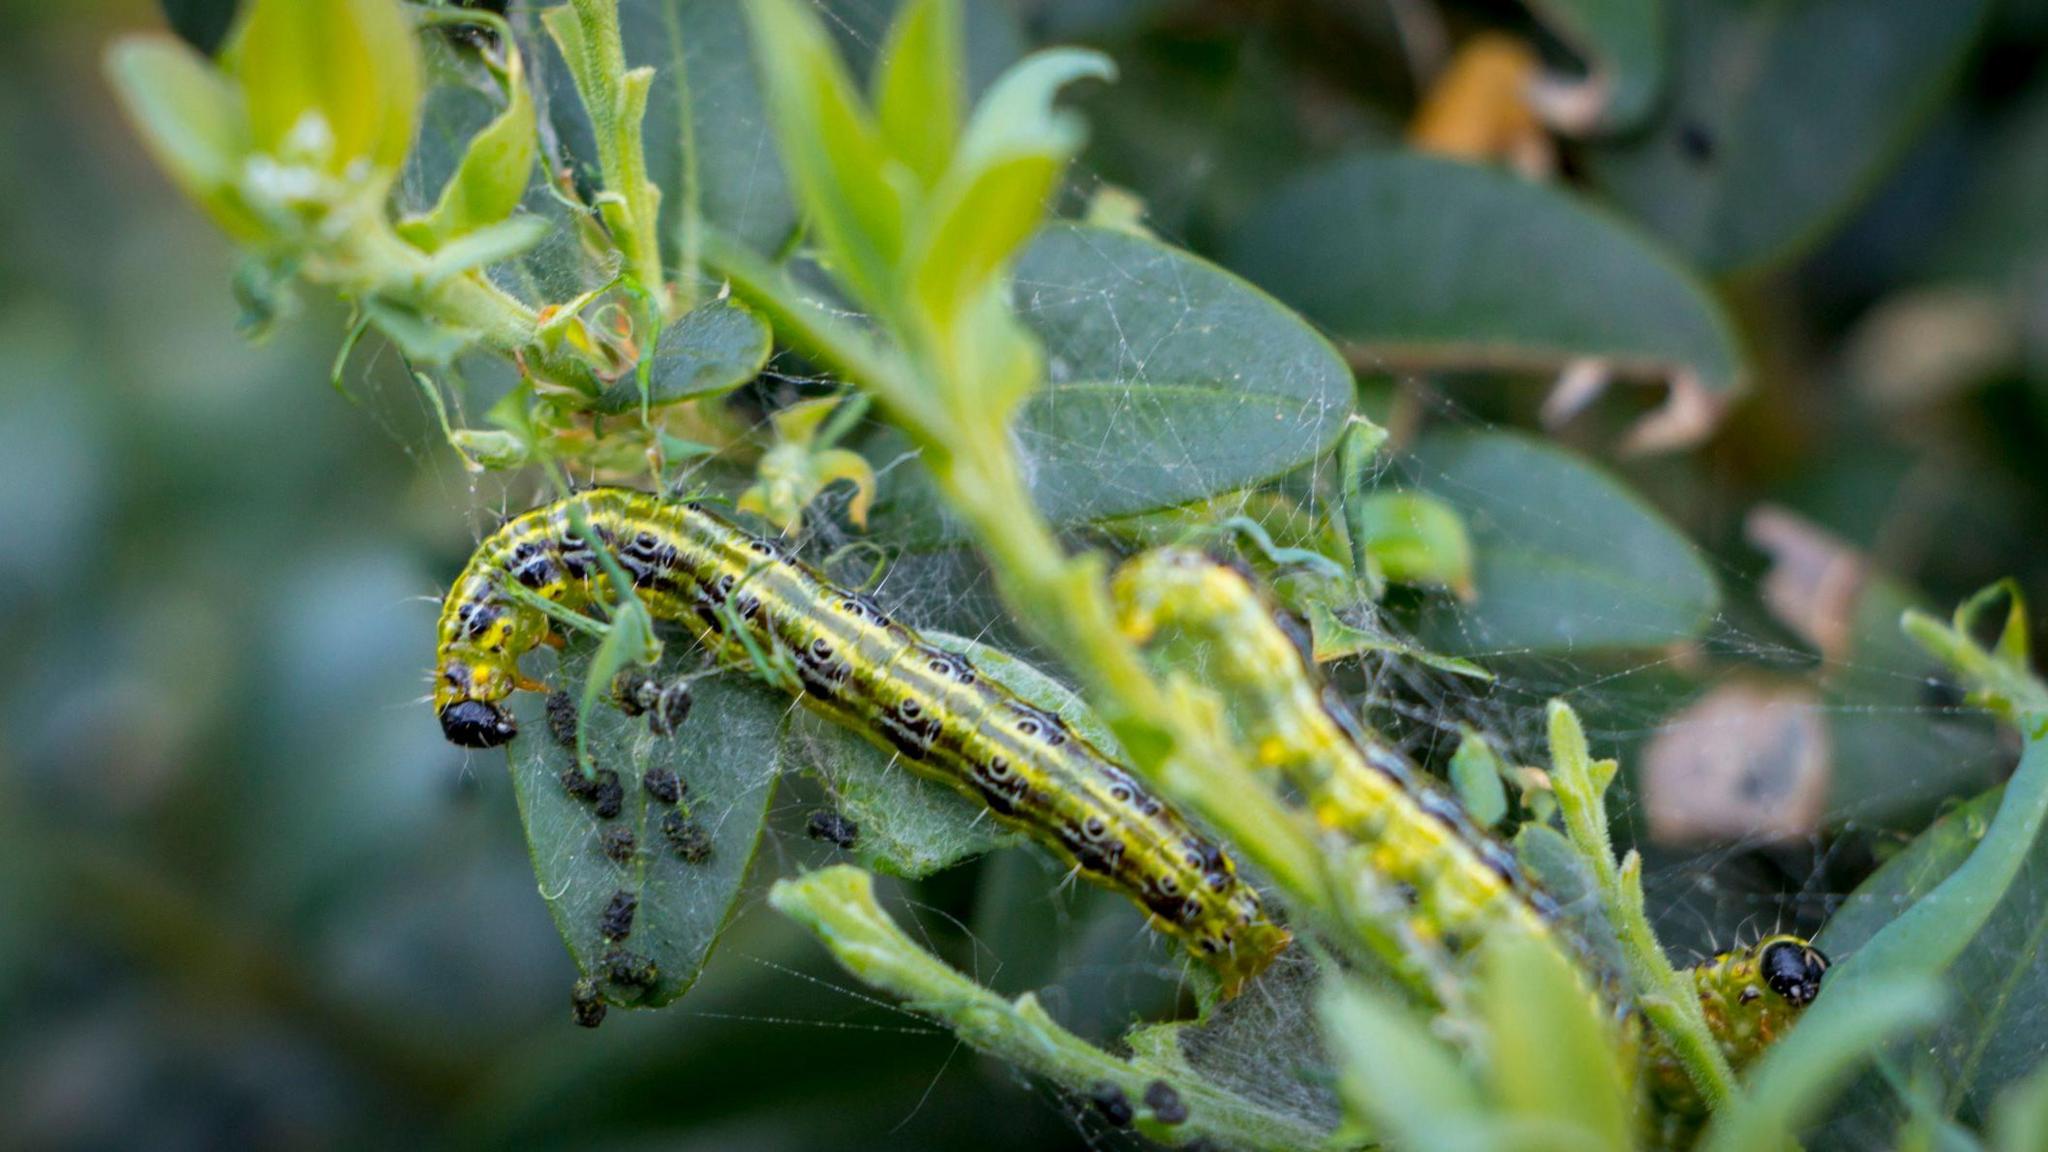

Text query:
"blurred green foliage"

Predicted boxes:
[[11, 0, 2048, 1148]]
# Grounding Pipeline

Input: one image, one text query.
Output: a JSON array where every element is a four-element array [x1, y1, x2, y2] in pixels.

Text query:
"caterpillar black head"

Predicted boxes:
[[1758, 937, 1830, 1007], [442, 699, 519, 748]]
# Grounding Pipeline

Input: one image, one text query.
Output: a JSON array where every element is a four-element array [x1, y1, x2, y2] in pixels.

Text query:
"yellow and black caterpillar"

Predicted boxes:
[[1115, 549, 1554, 957], [1107, 548, 1831, 1099], [434, 488, 1290, 990], [434, 490, 1829, 1040]]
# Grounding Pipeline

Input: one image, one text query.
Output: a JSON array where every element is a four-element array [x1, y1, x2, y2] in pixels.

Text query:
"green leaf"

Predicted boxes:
[[781, 629, 1112, 879], [1351, 490, 1475, 597], [360, 296, 477, 364], [1583, 0, 1991, 275], [1992, 1060, 2048, 1152], [1399, 430, 1719, 654], [788, 714, 1020, 879], [1478, 930, 1633, 1152], [587, 297, 773, 413], [1523, 0, 1665, 132], [1814, 722, 2048, 1128], [234, 0, 421, 179], [874, 223, 1355, 543], [104, 36, 259, 239], [1448, 727, 1508, 829], [1820, 573, 2007, 830], [416, 216, 551, 285], [907, 47, 1114, 335], [872, 0, 963, 186], [1933, 85, 2048, 299], [506, 647, 782, 1009], [1318, 975, 1492, 1151], [1122, 953, 1341, 1133], [400, 35, 538, 251], [1224, 151, 1745, 436], [1513, 824, 1626, 981], [543, 0, 665, 294], [743, 0, 906, 312]]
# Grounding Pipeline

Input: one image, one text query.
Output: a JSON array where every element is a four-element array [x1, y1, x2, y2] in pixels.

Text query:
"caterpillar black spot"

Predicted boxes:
[[435, 489, 1291, 991]]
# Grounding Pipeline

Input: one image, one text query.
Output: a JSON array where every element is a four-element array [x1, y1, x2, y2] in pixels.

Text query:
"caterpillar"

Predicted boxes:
[[434, 488, 1291, 992], [1651, 934, 1831, 1121], [1112, 549, 1551, 958], [435, 490, 1830, 1063], [1107, 549, 1832, 1101]]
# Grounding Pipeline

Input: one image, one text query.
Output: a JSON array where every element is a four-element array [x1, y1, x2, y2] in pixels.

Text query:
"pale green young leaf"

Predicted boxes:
[[904, 49, 1112, 332], [1448, 727, 1509, 829], [1991, 1060, 2048, 1152], [104, 36, 260, 240], [908, 150, 1062, 338], [401, 39, 537, 251], [873, 0, 963, 186], [1479, 930, 1633, 1152], [416, 216, 551, 286], [543, 2, 665, 294], [743, 0, 906, 313], [1351, 490, 1475, 597], [234, 0, 421, 179], [1317, 976, 1491, 1152]]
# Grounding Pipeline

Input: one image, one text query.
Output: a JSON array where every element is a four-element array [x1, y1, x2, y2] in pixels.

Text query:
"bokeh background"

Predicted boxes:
[[4, 0, 2048, 1148]]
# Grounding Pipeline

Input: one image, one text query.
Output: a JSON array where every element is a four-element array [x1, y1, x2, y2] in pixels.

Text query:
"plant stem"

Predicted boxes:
[[556, 0, 666, 312], [709, 231, 1375, 973], [771, 866, 1340, 1152], [1548, 700, 1737, 1109]]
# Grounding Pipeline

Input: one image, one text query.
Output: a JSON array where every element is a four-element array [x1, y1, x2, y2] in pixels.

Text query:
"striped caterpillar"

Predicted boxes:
[[1108, 549, 1831, 1096], [1113, 549, 1552, 959], [434, 488, 1290, 991], [434, 489, 1829, 1051]]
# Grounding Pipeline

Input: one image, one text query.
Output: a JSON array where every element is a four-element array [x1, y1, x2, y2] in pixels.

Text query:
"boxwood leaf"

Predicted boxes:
[[874, 223, 1354, 543], [505, 644, 782, 1010]]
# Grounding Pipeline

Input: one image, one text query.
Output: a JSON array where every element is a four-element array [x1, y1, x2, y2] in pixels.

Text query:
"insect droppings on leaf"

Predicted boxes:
[[643, 766, 683, 805], [603, 948, 659, 989], [599, 825, 637, 863], [1143, 1080, 1187, 1125], [545, 691, 578, 748], [805, 809, 859, 848], [662, 809, 712, 863], [570, 977, 607, 1028], [1087, 1081, 1133, 1128], [599, 889, 637, 940]]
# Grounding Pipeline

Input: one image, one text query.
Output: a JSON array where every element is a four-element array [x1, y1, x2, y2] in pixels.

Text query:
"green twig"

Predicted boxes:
[[770, 866, 1340, 1152], [1547, 699, 1737, 1110]]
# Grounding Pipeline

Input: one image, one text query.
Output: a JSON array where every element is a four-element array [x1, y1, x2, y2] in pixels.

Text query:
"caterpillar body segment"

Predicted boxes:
[[1111, 548, 1551, 953], [435, 489, 1289, 992]]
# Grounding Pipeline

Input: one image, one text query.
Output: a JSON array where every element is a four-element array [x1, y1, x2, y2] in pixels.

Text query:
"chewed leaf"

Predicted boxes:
[[874, 223, 1354, 543], [506, 644, 781, 1010]]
